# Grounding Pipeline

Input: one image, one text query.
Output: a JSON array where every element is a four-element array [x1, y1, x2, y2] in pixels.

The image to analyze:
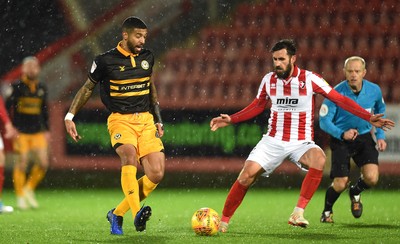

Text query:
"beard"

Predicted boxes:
[[275, 61, 292, 79], [25, 72, 39, 80], [127, 40, 142, 54]]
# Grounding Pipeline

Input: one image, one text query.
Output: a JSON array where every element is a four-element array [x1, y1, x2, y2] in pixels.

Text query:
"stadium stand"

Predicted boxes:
[[154, 0, 399, 107], [1, 0, 399, 175], [0, 0, 69, 78]]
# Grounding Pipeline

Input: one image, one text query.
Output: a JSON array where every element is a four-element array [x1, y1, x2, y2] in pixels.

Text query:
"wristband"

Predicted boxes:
[[64, 112, 74, 121]]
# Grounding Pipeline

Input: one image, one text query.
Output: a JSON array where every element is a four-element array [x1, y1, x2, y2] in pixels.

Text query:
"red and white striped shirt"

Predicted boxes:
[[230, 66, 371, 142]]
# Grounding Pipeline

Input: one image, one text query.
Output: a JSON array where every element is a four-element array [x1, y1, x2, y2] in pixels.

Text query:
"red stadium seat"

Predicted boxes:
[[365, 59, 380, 84], [340, 36, 355, 58], [369, 37, 385, 59], [325, 38, 341, 61], [379, 83, 391, 103], [390, 85, 400, 103], [354, 35, 370, 58], [380, 60, 396, 85]]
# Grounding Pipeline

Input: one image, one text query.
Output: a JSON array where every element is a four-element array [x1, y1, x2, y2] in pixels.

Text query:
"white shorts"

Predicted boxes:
[[0, 136, 4, 150], [247, 135, 322, 177]]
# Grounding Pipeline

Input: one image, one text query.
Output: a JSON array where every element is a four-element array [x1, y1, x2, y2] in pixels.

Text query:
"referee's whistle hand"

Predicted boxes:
[[343, 129, 358, 141]]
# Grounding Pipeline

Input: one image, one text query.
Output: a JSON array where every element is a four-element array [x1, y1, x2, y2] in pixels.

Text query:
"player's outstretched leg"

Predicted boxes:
[[134, 205, 152, 232], [219, 180, 249, 233], [289, 168, 323, 228], [106, 208, 124, 235]]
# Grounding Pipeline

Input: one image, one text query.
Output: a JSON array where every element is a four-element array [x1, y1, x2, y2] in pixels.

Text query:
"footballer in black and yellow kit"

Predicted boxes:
[[65, 17, 165, 235], [6, 56, 49, 210]]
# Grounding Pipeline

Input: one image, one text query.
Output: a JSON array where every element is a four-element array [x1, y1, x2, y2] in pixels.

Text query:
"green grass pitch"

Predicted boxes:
[[1, 188, 399, 243]]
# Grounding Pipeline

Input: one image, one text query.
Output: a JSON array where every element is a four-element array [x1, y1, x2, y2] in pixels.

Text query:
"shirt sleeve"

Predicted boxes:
[[374, 87, 386, 140], [324, 89, 371, 122], [230, 76, 269, 124], [230, 97, 268, 124], [319, 99, 344, 140], [0, 96, 10, 125], [88, 55, 105, 84]]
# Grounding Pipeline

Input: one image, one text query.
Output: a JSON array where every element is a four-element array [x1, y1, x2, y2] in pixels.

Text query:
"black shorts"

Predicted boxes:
[[329, 133, 379, 179]]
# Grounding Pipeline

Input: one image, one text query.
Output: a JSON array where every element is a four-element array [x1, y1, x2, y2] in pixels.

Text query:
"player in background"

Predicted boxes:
[[0, 96, 18, 213], [64, 16, 165, 235], [319, 56, 387, 223], [210, 39, 394, 231], [6, 56, 50, 210]]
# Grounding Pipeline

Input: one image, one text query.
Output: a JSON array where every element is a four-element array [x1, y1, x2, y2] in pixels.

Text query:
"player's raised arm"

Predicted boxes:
[[210, 97, 268, 132], [369, 113, 394, 131], [324, 89, 395, 130], [64, 78, 96, 142]]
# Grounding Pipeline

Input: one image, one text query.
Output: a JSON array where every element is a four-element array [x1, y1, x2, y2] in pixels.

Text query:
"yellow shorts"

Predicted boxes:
[[13, 132, 48, 154], [107, 112, 164, 159]]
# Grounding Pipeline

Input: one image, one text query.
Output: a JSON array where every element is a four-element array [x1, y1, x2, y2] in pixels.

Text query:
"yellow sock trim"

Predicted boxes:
[[26, 164, 46, 190], [120, 165, 140, 218], [13, 168, 26, 196]]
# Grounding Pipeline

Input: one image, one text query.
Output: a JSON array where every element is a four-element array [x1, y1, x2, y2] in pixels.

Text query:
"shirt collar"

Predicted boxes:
[[116, 41, 138, 57], [345, 79, 364, 95], [279, 65, 299, 83], [291, 65, 299, 78]]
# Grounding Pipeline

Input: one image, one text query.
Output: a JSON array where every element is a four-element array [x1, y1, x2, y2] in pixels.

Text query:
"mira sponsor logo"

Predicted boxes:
[[276, 97, 299, 105]]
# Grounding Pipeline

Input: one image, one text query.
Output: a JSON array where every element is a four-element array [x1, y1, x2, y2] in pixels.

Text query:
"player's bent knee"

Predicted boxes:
[[333, 180, 348, 192], [148, 171, 164, 184], [237, 173, 256, 187], [364, 175, 379, 187]]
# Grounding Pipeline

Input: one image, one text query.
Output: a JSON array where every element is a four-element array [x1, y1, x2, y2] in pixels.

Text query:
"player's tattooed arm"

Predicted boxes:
[[149, 79, 164, 137], [65, 78, 95, 142], [150, 80, 162, 124], [68, 79, 96, 115]]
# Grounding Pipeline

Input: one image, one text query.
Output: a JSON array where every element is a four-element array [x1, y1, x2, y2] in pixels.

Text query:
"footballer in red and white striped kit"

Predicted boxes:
[[210, 39, 394, 231]]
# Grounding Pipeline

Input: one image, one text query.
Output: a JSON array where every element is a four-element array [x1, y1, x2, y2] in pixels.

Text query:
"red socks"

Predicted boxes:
[[0, 166, 4, 195], [221, 180, 249, 223], [297, 168, 323, 209]]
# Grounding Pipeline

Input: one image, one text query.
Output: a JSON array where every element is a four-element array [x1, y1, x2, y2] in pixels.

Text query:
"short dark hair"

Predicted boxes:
[[270, 39, 297, 56], [122, 16, 147, 32]]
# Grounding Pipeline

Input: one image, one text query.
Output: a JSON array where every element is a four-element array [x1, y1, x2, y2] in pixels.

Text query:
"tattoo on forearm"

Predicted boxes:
[[149, 80, 162, 123], [69, 80, 96, 115], [150, 80, 159, 104]]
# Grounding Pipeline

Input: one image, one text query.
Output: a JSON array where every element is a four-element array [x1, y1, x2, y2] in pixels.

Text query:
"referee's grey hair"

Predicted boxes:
[[344, 56, 366, 69], [22, 56, 39, 64]]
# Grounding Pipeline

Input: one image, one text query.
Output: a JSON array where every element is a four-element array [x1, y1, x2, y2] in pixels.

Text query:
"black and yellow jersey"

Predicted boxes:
[[6, 76, 49, 134], [88, 42, 154, 114]]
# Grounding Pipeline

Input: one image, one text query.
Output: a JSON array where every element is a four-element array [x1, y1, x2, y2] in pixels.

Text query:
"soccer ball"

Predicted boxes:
[[191, 207, 220, 236]]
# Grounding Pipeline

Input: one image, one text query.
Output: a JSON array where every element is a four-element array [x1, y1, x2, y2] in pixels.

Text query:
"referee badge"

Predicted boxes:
[[141, 60, 149, 70], [319, 104, 329, 117]]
